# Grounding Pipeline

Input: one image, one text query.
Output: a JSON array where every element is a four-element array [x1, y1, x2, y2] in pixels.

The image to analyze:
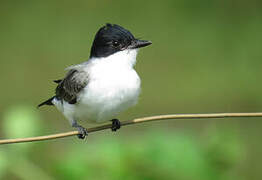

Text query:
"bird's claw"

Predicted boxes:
[[77, 126, 88, 139], [111, 119, 121, 131], [72, 120, 88, 139]]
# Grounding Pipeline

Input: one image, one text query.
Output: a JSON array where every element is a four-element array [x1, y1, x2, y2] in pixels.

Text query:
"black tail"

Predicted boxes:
[[53, 79, 62, 84], [38, 96, 55, 108]]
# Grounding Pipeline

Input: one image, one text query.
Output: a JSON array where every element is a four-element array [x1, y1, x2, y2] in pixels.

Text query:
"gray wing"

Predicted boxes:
[[55, 69, 88, 104]]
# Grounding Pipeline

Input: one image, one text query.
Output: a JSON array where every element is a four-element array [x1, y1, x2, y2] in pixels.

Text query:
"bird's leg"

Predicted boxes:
[[72, 120, 88, 139], [111, 119, 121, 132]]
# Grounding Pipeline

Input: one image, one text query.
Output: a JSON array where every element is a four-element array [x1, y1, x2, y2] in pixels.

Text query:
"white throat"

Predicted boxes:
[[93, 49, 138, 68]]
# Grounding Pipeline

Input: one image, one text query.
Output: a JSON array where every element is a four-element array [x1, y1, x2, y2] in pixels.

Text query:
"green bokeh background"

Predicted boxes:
[[0, 0, 262, 179]]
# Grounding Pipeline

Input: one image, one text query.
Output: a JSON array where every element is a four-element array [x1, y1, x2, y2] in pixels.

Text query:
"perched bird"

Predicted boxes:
[[38, 23, 152, 139]]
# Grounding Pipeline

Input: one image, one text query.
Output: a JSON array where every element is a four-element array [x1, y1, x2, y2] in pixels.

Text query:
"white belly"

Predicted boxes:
[[53, 49, 141, 124], [75, 68, 140, 123]]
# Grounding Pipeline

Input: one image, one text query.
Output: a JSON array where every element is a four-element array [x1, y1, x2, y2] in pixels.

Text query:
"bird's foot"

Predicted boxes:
[[76, 126, 88, 139], [72, 121, 88, 139], [111, 119, 121, 132]]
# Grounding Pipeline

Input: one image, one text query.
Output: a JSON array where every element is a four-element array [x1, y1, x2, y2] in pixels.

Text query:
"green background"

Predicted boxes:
[[0, 0, 262, 179]]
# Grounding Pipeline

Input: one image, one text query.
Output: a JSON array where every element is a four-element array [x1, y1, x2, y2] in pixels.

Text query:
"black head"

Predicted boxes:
[[90, 24, 152, 58]]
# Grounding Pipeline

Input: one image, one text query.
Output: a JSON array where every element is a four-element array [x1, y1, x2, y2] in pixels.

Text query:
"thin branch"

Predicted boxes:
[[1, 112, 262, 145]]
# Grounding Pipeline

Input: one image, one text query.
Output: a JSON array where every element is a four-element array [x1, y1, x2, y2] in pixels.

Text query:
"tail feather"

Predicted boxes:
[[38, 96, 55, 108], [53, 79, 62, 84]]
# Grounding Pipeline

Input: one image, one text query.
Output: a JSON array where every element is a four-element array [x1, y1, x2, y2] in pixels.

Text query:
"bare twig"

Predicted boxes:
[[0, 112, 262, 145]]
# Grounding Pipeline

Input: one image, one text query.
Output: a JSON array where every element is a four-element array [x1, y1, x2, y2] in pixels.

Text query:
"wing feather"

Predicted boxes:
[[55, 69, 88, 104]]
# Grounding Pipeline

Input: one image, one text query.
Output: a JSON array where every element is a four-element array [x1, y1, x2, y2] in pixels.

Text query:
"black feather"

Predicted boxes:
[[54, 79, 62, 84], [38, 96, 55, 108], [90, 23, 135, 58]]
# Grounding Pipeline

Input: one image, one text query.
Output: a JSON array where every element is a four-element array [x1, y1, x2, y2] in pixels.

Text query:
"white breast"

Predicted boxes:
[[75, 49, 141, 123]]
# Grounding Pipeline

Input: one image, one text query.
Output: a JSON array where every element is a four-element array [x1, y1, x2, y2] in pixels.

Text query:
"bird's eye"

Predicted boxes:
[[112, 41, 119, 47]]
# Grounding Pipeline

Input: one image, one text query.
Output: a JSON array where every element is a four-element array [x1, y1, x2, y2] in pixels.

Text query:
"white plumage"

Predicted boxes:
[[52, 49, 141, 125]]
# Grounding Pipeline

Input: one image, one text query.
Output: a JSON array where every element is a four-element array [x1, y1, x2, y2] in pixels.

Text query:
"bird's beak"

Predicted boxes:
[[128, 39, 152, 49]]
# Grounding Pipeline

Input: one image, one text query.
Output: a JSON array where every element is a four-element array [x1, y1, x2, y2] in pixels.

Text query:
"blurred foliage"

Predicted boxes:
[[0, 0, 262, 179], [53, 130, 243, 180], [0, 106, 245, 180], [3, 105, 43, 138]]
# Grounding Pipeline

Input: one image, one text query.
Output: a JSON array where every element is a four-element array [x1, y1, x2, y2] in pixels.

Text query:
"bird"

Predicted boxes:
[[38, 23, 152, 139]]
